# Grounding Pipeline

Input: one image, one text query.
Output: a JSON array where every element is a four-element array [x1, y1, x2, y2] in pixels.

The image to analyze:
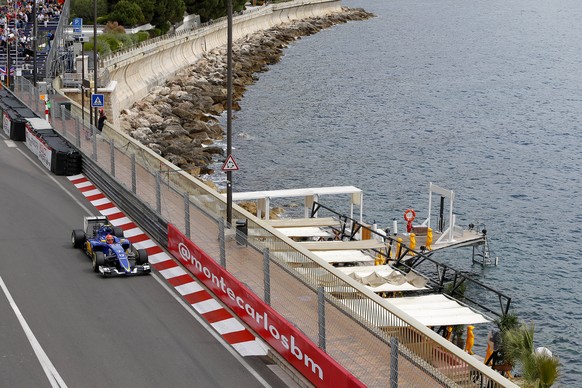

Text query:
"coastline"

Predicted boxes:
[[119, 7, 374, 179]]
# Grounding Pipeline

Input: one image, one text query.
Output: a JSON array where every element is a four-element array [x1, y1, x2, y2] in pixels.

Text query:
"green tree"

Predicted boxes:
[[150, 0, 186, 29], [109, 0, 145, 26], [187, 0, 247, 23], [71, 0, 108, 21], [502, 324, 560, 387], [184, 0, 197, 15], [133, 0, 156, 24]]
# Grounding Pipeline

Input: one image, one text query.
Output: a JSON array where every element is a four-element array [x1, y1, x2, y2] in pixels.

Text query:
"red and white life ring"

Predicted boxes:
[[403, 208, 416, 222]]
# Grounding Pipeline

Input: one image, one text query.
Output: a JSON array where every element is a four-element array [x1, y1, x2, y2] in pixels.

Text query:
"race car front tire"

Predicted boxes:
[[136, 249, 148, 265], [93, 252, 105, 273], [71, 229, 85, 248]]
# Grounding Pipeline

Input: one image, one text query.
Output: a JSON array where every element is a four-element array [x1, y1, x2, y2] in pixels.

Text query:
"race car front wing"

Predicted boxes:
[[98, 264, 151, 276]]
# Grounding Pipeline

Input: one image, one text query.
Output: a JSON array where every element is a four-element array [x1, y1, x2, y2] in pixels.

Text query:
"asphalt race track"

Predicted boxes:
[[0, 137, 288, 387]]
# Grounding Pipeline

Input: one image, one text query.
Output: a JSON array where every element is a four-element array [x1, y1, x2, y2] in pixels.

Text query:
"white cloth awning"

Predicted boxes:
[[384, 294, 491, 326], [338, 294, 491, 327], [313, 250, 375, 264], [336, 265, 429, 291], [299, 240, 386, 251], [275, 227, 332, 238], [268, 217, 339, 228]]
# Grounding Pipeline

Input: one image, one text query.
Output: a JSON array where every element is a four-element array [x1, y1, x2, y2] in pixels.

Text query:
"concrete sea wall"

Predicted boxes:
[[104, 0, 342, 121]]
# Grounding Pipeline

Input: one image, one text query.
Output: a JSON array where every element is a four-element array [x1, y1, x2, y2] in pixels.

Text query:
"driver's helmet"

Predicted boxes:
[[106, 234, 114, 244]]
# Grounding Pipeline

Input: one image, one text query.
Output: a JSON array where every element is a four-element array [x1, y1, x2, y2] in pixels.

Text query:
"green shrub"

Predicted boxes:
[[148, 28, 162, 38], [83, 39, 111, 56], [135, 31, 149, 43]]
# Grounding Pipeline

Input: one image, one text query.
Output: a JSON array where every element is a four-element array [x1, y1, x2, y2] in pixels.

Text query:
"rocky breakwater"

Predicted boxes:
[[120, 7, 375, 178]]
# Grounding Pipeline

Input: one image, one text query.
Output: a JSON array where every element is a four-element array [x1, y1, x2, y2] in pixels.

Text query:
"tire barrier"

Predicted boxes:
[[24, 118, 82, 176], [0, 88, 81, 176], [0, 88, 36, 141]]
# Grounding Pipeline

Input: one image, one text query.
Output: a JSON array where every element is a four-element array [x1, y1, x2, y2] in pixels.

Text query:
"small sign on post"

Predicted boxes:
[[73, 18, 83, 40], [73, 18, 83, 34], [221, 154, 239, 171], [91, 94, 104, 108]]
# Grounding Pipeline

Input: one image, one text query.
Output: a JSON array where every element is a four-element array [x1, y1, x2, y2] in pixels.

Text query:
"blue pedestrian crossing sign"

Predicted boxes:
[[91, 94, 105, 108], [73, 18, 83, 33]]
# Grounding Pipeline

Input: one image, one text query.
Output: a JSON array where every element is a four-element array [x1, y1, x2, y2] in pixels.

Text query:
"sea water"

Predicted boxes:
[[212, 0, 582, 383]]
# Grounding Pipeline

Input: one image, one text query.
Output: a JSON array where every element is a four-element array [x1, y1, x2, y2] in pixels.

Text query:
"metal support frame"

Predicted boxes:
[[219, 218, 226, 267], [75, 118, 80, 148], [390, 337, 399, 388], [312, 200, 511, 318], [131, 153, 136, 194], [92, 132, 97, 160], [110, 139, 115, 176], [184, 192, 190, 239], [155, 171, 161, 214], [263, 248, 270, 305], [317, 286, 326, 351]]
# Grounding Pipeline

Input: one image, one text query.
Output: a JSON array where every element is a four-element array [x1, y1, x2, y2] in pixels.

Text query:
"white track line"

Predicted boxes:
[[0, 275, 67, 388]]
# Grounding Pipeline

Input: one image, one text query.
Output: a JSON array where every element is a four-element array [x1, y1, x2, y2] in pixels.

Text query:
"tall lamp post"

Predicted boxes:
[[32, 0, 37, 86], [226, 0, 233, 226], [93, 0, 98, 127]]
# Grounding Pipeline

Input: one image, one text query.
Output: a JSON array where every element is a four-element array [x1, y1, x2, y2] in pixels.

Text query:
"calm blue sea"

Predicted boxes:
[[212, 0, 582, 384]]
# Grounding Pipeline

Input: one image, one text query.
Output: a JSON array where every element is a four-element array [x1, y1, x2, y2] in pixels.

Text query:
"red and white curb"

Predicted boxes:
[[68, 174, 268, 357]]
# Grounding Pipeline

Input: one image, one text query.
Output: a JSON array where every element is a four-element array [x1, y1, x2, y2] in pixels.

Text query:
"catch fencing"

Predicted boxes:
[[13, 76, 515, 388]]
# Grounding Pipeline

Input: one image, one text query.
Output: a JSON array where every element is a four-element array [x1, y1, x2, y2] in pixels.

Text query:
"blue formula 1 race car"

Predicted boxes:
[[71, 216, 151, 276]]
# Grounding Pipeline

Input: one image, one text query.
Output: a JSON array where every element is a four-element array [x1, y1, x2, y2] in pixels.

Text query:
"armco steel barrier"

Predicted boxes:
[[14, 72, 516, 388]]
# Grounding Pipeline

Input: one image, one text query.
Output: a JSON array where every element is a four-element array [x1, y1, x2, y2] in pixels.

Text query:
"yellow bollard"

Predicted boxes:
[[445, 326, 453, 341], [374, 253, 385, 266], [484, 330, 494, 365], [464, 325, 475, 355], [395, 237, 403, 259], [425, 227, 433, 250], [408, 233, 416, 255]]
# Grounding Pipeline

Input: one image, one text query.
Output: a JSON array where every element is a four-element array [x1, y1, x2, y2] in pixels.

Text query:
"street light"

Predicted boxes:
[[93, 0, 98, 128], [32, 0, 37, 86], [226, 0, 233, 226]]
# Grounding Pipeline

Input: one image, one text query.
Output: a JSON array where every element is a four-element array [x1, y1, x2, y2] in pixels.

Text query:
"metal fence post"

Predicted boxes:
[[219, 218, 226, 267], [184, 191, 190, 239], [92, 130, 97, 160], [75, 117, 80, 148], [390, 337, 399, 388], [60, 105, 66, 123], [131, 153, 136, 194], [263, 248, 270, 305], [110, 139, 115, 176], [155, 171, 161, 215], [318, 286, 326, 351]]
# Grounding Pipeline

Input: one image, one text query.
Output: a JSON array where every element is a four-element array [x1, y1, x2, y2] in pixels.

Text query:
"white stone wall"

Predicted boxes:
[[105, 0, 342, 123]]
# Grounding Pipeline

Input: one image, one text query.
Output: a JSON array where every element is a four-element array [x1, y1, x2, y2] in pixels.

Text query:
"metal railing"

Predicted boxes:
[[310, 201, 512, 318]]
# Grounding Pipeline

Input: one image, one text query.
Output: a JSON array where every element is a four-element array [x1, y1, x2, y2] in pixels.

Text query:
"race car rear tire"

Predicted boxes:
[[93, 252, 105, 273], [136, 249, 148, 265], [71, 229, 85, 248], [113, 226, 124, 238]]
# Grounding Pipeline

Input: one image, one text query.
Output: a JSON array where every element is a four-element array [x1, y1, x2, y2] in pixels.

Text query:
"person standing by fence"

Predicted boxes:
[[97, 108, 107, 131]]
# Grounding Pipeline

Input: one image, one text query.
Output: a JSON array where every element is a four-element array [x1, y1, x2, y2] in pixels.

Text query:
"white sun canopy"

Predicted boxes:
[[231, 186, 363, 221], [384, 294, 491, 326], [339, 293, 491, 328]]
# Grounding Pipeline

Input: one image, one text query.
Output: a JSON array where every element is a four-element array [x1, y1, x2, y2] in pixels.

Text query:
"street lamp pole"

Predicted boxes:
[[32, 0, 37, 86], [226, 0, 233, 226], [93, 0, 98, 128]]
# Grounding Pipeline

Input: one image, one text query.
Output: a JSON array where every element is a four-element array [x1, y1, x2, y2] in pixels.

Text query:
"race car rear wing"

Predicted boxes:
[[84, 216, 109, 235]]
